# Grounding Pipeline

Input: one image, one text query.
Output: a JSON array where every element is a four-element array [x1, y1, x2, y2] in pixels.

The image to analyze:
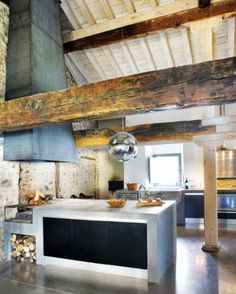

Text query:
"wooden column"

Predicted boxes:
[[202, 142, 220, 252]]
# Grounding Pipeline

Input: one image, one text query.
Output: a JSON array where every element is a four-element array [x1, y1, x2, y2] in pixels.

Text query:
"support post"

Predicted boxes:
[[202, 142, 220, 252]]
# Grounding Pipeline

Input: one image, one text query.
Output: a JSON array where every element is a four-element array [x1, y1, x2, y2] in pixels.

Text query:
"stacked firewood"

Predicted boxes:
[[11, 234, 36, 263]]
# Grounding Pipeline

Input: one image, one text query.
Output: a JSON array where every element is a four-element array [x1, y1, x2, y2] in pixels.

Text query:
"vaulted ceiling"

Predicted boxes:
[[60, 0, 236, 86]]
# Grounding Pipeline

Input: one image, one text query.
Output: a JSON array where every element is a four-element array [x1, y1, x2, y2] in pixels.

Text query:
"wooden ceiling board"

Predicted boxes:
[[213, 18, 235, 60], [92, 47, 119, 79], [132, 0, 151, 12], [75, 51, 101, 82], [109, 0, 129, 18], [146, 33, 170, 70], [166, 29, 187, 67], [125, 39, 151, 72], [61, 0, 236, 88]]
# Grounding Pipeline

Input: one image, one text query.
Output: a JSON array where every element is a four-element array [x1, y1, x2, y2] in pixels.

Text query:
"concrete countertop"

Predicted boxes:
[[32, 199, 176, 221]]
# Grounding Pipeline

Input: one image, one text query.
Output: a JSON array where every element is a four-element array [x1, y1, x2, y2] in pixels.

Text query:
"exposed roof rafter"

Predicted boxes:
[[63, 0, 236, 52]]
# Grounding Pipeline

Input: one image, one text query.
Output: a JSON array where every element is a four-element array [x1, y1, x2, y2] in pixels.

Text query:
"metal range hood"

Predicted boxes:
[[4, 0, 77, 162], [216, 146, 236, 178]]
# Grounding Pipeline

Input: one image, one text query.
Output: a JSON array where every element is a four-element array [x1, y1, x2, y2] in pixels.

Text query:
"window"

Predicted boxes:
[[149, 153, 182, 186]]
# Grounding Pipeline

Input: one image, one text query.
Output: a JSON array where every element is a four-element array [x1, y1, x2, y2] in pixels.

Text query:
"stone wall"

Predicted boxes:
[[0, 162, 19, 260], [58, 149, 97, 198], [0, 1, 9, 260], [0, 1, 8, 102], [19, 149, 98, 203]]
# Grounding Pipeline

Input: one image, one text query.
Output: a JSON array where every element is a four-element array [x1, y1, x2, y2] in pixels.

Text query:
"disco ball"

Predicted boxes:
[[108, 132, 138, 162]]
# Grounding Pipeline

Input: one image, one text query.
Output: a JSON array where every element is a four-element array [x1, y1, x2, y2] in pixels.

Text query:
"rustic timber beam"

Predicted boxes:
[[75, 120, 216, 148], [63, 0, 236, 52], [0, 57, 235, 132]]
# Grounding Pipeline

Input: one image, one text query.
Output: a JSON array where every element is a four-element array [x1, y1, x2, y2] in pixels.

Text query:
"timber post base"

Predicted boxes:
[[201, 244, 221, 252]]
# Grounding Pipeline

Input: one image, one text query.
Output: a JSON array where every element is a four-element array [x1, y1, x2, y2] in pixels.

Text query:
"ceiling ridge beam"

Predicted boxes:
[[75, 120, 216, 148], [63, 0, 236, 52], [0, 57, 235, 132]]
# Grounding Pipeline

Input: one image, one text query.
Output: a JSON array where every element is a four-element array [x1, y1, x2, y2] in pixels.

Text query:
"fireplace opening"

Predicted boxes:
[[27, 190, 53, 206], [11, 234, 36, 263]]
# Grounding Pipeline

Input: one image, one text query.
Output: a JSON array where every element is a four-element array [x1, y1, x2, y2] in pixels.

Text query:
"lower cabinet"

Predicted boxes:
[[185, 193, 204, 218], [43, 218, 73, 259], [43, 218, 147, 269]]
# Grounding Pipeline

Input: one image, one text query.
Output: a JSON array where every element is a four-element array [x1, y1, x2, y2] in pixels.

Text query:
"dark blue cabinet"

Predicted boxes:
[[185, 193, 204, 218]]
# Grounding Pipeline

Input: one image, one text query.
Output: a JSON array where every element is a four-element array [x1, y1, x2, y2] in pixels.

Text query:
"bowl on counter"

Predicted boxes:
[[126, 183, 140, 191], [107, 199, 127, 208]]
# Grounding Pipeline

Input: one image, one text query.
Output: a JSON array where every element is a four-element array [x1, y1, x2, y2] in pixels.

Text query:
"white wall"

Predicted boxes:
[[124, 146, 148, 187], [183, 143, 204, 189], [97, 149, 124, 199]]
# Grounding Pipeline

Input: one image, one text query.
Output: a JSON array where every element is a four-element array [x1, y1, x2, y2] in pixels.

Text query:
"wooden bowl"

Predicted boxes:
[[127, 183, 140, 191], [107, 199, 127, 208]]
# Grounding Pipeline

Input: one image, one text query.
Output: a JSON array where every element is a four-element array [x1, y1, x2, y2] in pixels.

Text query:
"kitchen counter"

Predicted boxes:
[[5, 199, 176, 284]]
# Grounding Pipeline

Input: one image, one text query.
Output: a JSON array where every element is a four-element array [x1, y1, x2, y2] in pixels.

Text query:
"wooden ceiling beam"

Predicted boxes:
[[75, 120, 216, 148], [0, 57, 235, 132], [63, 0, 236, 52]]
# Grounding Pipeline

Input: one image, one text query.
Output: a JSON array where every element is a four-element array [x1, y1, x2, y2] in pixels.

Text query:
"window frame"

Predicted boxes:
[[149, 153, 183, 187]]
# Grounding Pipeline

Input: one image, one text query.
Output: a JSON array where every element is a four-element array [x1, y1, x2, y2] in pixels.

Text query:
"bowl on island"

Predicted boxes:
[[107, 199, 127, 208]]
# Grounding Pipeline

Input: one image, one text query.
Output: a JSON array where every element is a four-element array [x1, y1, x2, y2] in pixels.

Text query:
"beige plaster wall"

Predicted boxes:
[[97, 149, 124, 199]]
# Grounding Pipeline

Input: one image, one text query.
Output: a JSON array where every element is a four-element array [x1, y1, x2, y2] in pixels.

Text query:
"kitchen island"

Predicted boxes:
[[5, 199, 176, 283]]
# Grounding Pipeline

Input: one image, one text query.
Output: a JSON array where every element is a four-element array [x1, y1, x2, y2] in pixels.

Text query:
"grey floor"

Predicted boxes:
[[0, 224, 236, 294]]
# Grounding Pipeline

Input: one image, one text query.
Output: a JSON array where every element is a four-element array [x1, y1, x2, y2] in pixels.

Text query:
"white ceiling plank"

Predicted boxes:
[[103, 46, 123, 77], [181, 28, 193, 64], [85, 50, 107, 80], [228, 17, 235, 57], [99, 0, 115, 19], [64, 0, 205, 43], [120, 42, 139, 74], [65, 54, 87, 85], [75, 0, 96, 25], [139, 38, 156, 70], [201, 27, 213, 62], [67, 52, 92, 83], [123, 0, 136, 13], [202, 115, 236, 127], [159, 31, 174, 67], [61, 0, 81, 29], [149, 0, 159, 8]]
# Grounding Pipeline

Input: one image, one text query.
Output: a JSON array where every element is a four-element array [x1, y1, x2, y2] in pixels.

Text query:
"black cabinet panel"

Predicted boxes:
[[185, 195, 204, 218], [43, 218, 147, 269], [108, 222, 147, 269], [73, 220, 109, 264], [73, 220, 147, 269], [43, 218, 73, 259]]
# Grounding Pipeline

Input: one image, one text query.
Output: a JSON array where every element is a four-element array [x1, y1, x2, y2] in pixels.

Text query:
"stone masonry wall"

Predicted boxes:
[[0, 162, 19, 260], [0, 1, 9, 260], [19, 149, 98, 203], [0, 1, 8, 102]]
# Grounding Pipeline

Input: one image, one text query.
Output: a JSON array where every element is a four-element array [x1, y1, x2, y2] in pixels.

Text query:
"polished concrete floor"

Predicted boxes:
[[0, 224, 236, 294]]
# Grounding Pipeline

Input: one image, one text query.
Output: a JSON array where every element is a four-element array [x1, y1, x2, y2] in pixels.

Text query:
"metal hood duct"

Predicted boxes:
[[216, 147, 236, 178], [4, 0, 77, 162]]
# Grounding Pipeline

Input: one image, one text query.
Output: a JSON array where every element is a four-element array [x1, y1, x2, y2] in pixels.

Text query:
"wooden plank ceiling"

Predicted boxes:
[[60, 0, 236, 86]]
